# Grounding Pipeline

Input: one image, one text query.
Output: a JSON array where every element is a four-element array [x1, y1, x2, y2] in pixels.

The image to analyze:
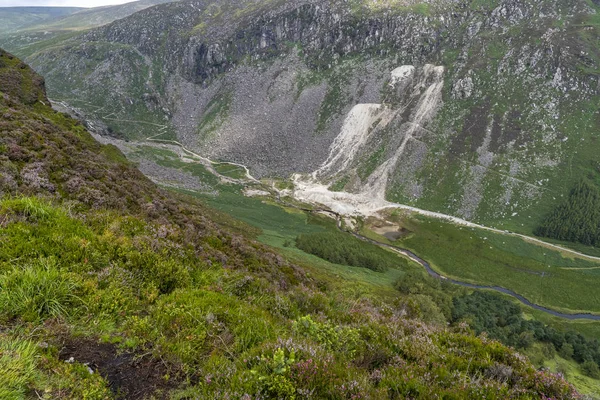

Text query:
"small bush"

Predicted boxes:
[[559, 343, 574, 360], [293, 315, 360, 357], [581, 360, 600, 379]]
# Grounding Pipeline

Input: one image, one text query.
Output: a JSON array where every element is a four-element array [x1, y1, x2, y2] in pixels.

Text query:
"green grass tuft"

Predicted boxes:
[[0, 336, 37, 399], [0, 258, 83, 322]]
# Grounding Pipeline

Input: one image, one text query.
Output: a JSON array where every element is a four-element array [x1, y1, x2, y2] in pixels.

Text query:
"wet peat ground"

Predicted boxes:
[[59, 339, 179, 399]]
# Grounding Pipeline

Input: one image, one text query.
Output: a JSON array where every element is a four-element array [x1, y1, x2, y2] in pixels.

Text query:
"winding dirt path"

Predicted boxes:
[[145, 136, 259, 183]]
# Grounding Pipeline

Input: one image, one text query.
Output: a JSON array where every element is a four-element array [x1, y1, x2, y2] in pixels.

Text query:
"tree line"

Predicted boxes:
[[295, 231, 407, 272], [453, 291, 600, 378], [535, 180, 600, 246]]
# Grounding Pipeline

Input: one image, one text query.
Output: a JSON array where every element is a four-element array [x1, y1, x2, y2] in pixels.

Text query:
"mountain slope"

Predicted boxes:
[[0, 49, 582, 399], [0, 1, 177, 35], [0, 1, 179, 60], [16, 0, 600, 238], [15, 0, 178, 33], [0, 7, 83, 35]]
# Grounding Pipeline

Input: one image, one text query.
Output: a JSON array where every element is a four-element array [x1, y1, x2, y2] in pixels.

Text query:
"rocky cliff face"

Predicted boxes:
[[20, 0, 600, 231]]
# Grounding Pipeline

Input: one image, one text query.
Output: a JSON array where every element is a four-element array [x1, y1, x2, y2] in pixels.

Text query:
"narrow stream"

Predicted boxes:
[[316, 208, 600, 321]]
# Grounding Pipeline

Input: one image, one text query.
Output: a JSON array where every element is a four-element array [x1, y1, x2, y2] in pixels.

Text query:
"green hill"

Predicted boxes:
[[0, 7, 83, 35]]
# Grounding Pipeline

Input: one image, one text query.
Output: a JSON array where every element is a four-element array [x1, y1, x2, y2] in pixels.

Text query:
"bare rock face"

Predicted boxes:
[[451, 72, 473, 99], [19, 0, 600, 227]]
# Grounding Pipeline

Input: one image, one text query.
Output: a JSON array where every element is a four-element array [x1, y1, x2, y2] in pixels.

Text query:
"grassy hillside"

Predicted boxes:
[[105, 125, 600, 396], [0, 1, 178, 67], [0, 49, 586, 399], [390, 216, 600, 314], [0, 7, 83, 35], [12, 0, 177, 33], [0, 1, 177, 36]]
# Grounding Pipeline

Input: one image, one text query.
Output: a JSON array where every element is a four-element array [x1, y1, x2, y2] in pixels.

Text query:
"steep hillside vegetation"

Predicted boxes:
[[8, 0, 600, 238], [0, 50, 584, 399]]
